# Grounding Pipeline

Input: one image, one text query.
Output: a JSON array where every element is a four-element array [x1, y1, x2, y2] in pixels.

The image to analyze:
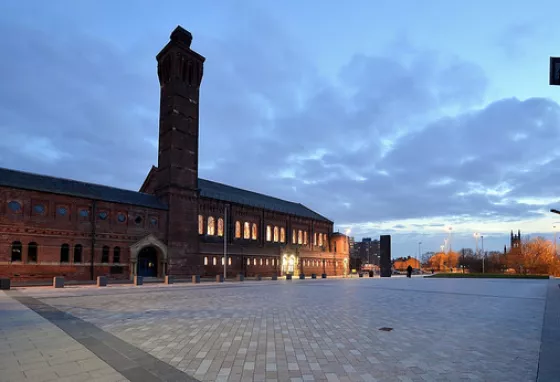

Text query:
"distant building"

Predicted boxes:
[[354, 237, 380, 265]]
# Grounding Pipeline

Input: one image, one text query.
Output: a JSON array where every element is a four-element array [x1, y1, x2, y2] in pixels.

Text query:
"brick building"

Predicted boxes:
[[0, 26, 349, 283]]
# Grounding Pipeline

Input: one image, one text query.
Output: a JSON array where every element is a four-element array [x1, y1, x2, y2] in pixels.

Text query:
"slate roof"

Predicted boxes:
[[0, 167, 332, 222], [198, 178, 332, 222], [0, 167, 168, 210]]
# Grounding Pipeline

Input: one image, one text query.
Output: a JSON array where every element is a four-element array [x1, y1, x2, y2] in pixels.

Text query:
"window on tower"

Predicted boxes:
[[243, 222, 250, 239], [251, 223, 258, 240], [235, 221, 241, 238], [198, 215, 204, 235], [217, 218, 224, 237], [273, 226, 279, 242]]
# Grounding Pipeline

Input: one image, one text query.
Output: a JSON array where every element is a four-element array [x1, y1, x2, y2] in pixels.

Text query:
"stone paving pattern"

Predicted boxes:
[[0, 291, 128, 382], [15, 278, 548, 381]]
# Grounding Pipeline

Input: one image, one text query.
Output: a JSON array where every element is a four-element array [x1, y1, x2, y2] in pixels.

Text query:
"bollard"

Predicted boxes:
[[96, 276, 107, 287], [236, 273, 244, 281], [299, 274, 305, 280], [369, 271, 374, 278], [216, 274, 224, 283], [256, 274, 262, 281], [271, 273, 278, 280], [134, 276, 143, 286], [311, 274, 317, 279], [53, 277, 64, 288], [165, 275, 173, 284], [286, 274, 292, 280], [321, 273, 327, 279], [192, 275, 200, 284], [0, 278, 10, 290], [359, 273, 363, 278]]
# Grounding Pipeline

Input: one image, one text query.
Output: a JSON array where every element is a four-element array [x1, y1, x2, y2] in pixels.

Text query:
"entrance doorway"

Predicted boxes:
[[137, 246, 158, 277], [282, 255, 297, 275]]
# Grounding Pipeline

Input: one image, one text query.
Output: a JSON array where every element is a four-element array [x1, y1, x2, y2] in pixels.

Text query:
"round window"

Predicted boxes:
[[57, 207, 67, 216], [150, 217, 158, 226], [117, 213, 126, 222], [80, 209, 89, 217], [135, 216, 143, 225], [33, 204, 45, 214], [99, 211, 108, 220], [8, 201, 21, 212]]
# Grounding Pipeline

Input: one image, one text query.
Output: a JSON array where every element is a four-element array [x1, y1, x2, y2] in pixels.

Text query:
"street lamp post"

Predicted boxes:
[[418, 241, 422, 272], [474, 232, 479, 257], [481, 235, 485, 274], [223, 204, 229, 281]]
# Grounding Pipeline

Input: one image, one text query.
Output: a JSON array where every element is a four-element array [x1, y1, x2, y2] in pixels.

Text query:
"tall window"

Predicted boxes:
[[217, 218, 224, 236], [247, 258, 250, 265], [28, 242, 37, 263], [280, 228, 285, 243], [318, 233, 323, 246], [235, 221, 241, 238], [228, 257, 232, 265], [204, 257, 208, 265], [113, 247, 121, 263], [60, 244, 70, 263], [198, 215, 204, 235], [266, 225, 272, 242], [314, 233, 317, 246], [304, 231, 308, 245], [74, 244, 83, 263], [207, 216, 215, 235], [11, 241, 22, 262], [292, 229, 296, 244], [324, 234, 328, 247], [298, 230, 303, 245], [213, 257, 217, 265], [251, 223, 258, 240], [101, 246, 110, 263], [243, 222, 250, 239], [273, 226, 279, 242]]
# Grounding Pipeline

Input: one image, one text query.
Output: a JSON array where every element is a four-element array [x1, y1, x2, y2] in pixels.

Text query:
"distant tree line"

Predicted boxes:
[[421, 237, 560, 276]]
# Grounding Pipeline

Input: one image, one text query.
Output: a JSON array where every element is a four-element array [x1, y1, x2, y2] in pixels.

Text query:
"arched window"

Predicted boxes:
[[74, 244, 83, 263], [60, 244, 69, 263], [298, 230, 303, 245], [266, 225, 272, 242], [266, 258, 269, 266], [198, 215, 204, 235], [228, 257, 232, 265], [217, 218, 224, 236], [235, 221, 241, 238], [207, 216, 215, 235], [324, 234, 328, 247], [314, 233, 317, 246], [253, 258, 257, 265], [318, 233, 323, 246], [101, 246, 110, 263], [247, 258, 250, 265], [27, 242, 38, 263], [273, 226, 279, 242], [204, 257, 208, 265], [113, 247, 120, 263], [260, 258, 263, 265], [213, 257, 217, 266], [243, 222, 250, 239], [292, 229, 297, 244], [280, 228, 285, 243], [11, 241, 22, 262], [222, 257, 225, 266], [304, 231, 308, 245], [252, 223, 258, 240]]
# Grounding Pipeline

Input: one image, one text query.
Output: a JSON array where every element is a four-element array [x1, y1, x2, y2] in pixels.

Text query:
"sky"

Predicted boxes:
[[2, 0, 560, 258]]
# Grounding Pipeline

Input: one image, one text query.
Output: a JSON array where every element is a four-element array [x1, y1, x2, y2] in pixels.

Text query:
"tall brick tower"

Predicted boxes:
[[155, 26, 205, 276]]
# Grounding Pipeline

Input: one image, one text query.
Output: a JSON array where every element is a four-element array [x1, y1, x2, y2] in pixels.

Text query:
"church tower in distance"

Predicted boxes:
[[155, 26, 205, 275]]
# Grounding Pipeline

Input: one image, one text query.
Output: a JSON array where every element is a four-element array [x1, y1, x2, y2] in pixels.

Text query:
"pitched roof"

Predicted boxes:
[[0, 167, 332, 222], [198, 178, 332, 222], [0, 167, 168, 210]]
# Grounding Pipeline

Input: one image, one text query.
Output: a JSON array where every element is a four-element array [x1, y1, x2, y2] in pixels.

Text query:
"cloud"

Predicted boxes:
[[496, 23, 539, 58], [1, 3, 560, 254]]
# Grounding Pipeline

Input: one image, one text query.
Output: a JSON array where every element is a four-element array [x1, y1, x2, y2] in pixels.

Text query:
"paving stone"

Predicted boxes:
[[3, 278, 554, 381]]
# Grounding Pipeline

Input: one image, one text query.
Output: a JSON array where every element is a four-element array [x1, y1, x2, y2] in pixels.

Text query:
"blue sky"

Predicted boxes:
[[2, 0, 560, 257]]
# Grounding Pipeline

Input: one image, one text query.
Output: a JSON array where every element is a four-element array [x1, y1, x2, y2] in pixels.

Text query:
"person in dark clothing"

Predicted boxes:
[[407, 265, 413, 278]]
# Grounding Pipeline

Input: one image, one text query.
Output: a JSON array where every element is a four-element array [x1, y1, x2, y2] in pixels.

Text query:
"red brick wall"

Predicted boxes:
[[0, 186, 167, 282]]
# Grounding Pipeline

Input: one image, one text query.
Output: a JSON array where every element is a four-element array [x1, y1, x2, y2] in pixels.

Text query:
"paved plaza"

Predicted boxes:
[[1, 277, 558, 381]]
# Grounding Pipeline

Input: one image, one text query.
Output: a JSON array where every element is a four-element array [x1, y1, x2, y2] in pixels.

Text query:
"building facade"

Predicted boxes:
[[0, 26, 349, 283], [353, 237, 380, 265]]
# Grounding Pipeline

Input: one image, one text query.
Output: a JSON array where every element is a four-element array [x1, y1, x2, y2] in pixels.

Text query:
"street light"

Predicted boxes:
[[474, 232, 480, 257], [552, 222, 560, 256]]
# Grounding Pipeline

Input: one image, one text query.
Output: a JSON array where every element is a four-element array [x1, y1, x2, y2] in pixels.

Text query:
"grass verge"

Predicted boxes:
[[426, 273, 549, 279]]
